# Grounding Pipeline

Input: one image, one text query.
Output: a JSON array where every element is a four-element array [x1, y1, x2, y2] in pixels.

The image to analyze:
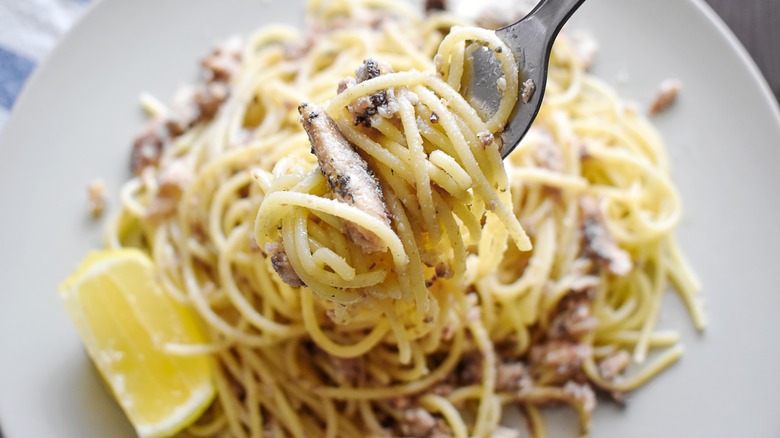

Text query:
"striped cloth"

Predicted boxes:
[[0, 0, 91, 132]]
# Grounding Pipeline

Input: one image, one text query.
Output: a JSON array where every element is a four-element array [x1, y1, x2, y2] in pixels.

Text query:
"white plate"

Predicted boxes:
[[1, 0, 780, 436]]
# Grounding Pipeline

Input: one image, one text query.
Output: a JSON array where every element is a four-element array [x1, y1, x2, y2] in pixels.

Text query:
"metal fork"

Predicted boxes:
[[464, 0, 587, 158]]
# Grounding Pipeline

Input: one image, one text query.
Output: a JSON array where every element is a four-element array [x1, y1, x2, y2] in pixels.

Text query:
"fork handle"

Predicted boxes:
[[497, 0, 586, 47], [526, 0, 587, 37]]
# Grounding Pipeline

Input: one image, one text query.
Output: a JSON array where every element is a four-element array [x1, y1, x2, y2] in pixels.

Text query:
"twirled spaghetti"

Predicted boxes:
[[108, 0, 704, 436]]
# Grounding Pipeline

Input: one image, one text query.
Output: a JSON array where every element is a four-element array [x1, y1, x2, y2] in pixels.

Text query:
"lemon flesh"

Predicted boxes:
[[59, 249, 215, 438]]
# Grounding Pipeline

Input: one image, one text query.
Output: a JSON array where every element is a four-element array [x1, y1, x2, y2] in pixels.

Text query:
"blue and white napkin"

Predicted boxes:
[[0, 0, 91, 132]]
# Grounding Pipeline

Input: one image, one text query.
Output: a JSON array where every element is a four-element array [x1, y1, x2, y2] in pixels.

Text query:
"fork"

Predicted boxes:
[[465, 0, 587, 158]]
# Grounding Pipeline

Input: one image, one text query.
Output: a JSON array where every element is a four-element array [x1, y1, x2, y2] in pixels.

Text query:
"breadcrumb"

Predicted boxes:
[[649, 79, 682, 115], [87, 180, 107, 218]]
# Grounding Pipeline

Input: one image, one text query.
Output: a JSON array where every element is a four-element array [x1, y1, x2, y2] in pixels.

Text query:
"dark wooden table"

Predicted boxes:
[[706, 0, 780, 101], [0, 2, 776, 438]]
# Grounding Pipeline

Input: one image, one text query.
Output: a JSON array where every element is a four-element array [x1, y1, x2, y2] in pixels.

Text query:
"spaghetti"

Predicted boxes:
[[108, 0, 704, 436]]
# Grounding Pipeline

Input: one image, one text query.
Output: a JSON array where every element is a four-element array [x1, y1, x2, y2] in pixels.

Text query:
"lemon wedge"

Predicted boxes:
[[59, 249, 215, 438]]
